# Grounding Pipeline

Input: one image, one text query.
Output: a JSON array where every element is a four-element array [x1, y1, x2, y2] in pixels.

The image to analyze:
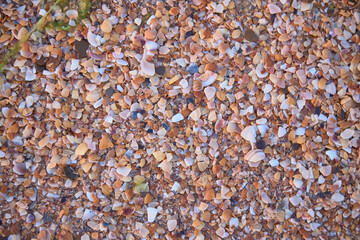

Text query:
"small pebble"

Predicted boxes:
[[155, 65, 166, 75]]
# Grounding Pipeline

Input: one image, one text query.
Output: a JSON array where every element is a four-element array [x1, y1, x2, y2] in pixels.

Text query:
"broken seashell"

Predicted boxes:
[[75, 143, 89, 156], [256, 64, 268, 78], [140, 59, 155, 76], [244, 149, 265, 163], [65, 10, 78, 19], [99, 134, 114, 151], [86, 91, 101, 102], [193, 80, 203, 91], [241, 125, 257, 145], [204, 87, 216, 100], [87, 30, 99, 47], [101, 19, 112, 33], [13, 162, 27, 175], [268, 4, 281, 14], [201, 71, 217, 87], [167, 220, 177, 232]]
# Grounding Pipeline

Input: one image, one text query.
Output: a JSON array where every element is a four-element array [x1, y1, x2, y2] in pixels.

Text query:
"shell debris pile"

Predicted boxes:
[[1, 0, 360, 239]]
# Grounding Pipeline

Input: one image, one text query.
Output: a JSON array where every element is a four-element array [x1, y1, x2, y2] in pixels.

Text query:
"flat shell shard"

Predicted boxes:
[[147, 207, 158, 222], [340, 129, 354, 139], [65, 10, 78, 19], [145, 41, 158, 51], [86, 91, 100, 102], [261, 191, 271, 204], [268, 4, 281, 14], [171, 113, 184, 122], [331, 192, 345, 202], [13, 162, 27, 175], [121, 206, 135, 216], [75, 143, 89, 156], [189, 108, 201, 121], [244, 149, 265, 163], [99, 134, 114, 151], [117, 167, 131, 176], [167, 220, 177, 231], [320, 165, 332, 176], [241, 125, 257, 144], [204, 87, 216, 100], [140, 59, 155, 76], [200, 71, 217, 87], [87, 30, 99, 47], [25, 69, 36, 81], [101, 19, 112, 33], [296, 69, 307, 84], [289, 196, 302, 206], [38, 136, 50, 148], [256, 64, 268, 78], [244, 29, 259, 42]]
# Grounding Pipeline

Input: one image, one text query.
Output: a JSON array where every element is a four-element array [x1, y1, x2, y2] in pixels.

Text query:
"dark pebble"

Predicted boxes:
[[270, 14, 276, 23], [155, 66, 166, 75], [35, 63, 46, 72], [105, 87, 115, 97], [315, 106, 321, 115], [131, 111, 138, 120], [292, 143, 301, 151], [43, 214, 53, 224], [63, 165, 78, 180], [185, 31, 194, 38], [186, 97, 194, 104], [74, 39, 90, 58], [340, 109, 346, 119], [256, 140, 266, 149], [146, 129, 153, 133], [244, 28, 259, 42], [318, 192, 325, 198], [162, 123, 170, 131]]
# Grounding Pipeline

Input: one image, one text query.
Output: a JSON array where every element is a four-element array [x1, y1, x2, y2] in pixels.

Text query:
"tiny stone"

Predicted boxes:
[[105, 87, 115, 97], [74, 40, 90, 58], [256, 140, 266, 149], [292, 143, 301, 151], [244, 29, 259, 42], [155, 66, 166, 75]]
